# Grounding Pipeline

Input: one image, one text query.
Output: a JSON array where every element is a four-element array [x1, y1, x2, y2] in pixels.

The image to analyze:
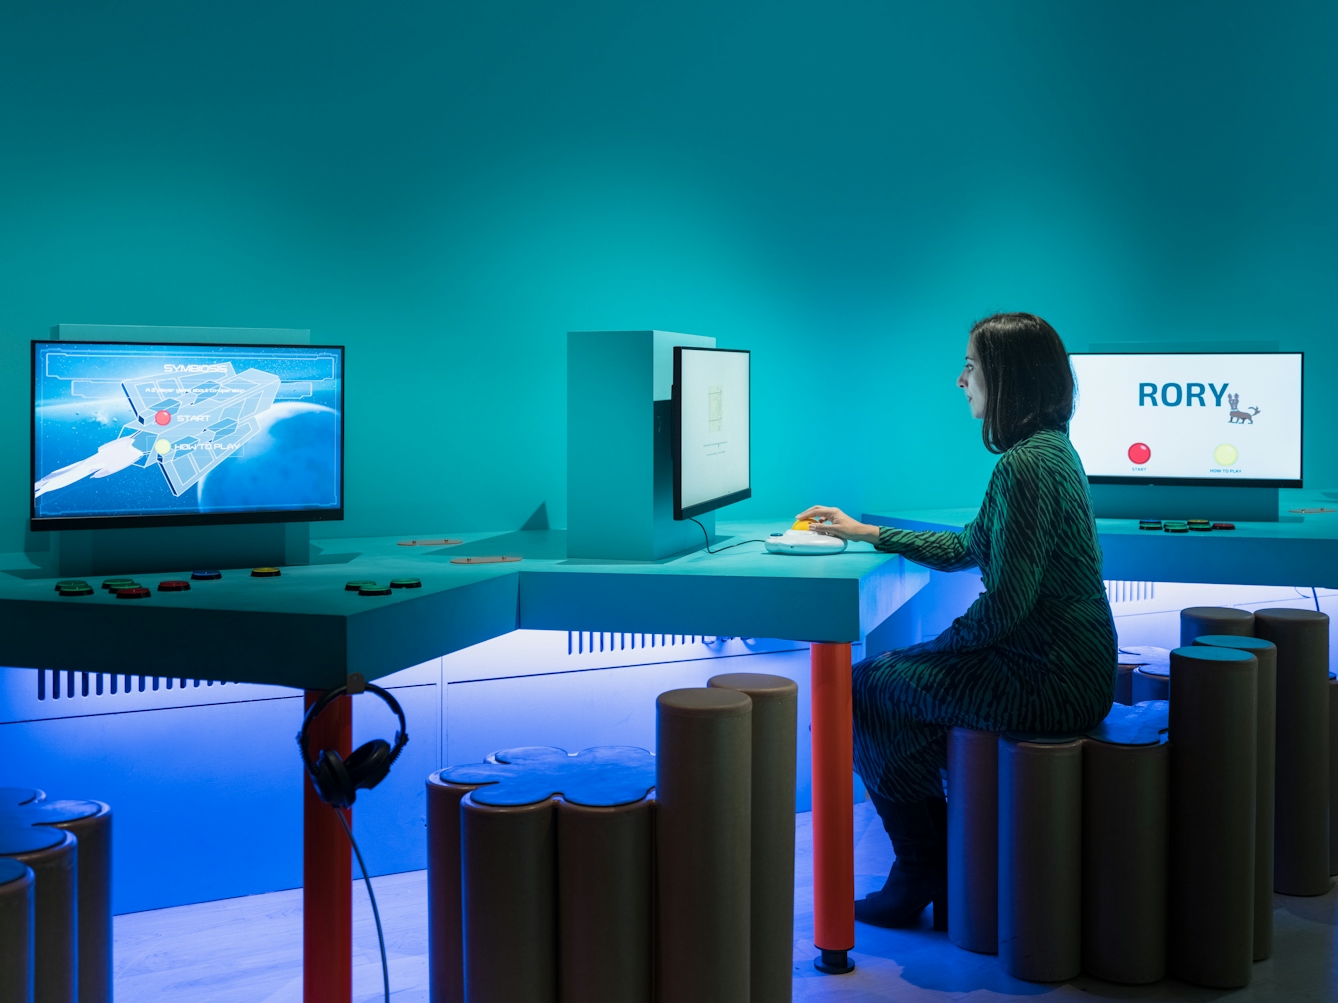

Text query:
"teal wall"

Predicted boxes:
[[2, 2, 1335, 551]]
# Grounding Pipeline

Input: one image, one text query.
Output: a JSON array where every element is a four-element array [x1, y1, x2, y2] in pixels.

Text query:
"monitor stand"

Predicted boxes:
[[46, 523, 310, 578], [567, 330, 717, 561], [1090, 484, 1279, 523]]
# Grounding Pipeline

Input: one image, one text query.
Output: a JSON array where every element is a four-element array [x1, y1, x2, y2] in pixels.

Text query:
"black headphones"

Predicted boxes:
[[297, 675, 409, 809]]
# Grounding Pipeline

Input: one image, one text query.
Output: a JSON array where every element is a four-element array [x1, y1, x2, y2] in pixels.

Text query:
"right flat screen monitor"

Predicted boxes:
[[673, 346, 751, 520], [1068, 352, 1303, 488]]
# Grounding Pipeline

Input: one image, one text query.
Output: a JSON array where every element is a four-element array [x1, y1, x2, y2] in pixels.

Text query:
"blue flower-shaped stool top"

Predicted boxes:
[[1087, 700, 1169, 747], [0, 787, 104, 855], [441, 746, 656, 807]]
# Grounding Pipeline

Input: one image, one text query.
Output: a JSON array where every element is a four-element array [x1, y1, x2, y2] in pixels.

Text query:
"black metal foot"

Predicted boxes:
[[814, 948, 855, 974]]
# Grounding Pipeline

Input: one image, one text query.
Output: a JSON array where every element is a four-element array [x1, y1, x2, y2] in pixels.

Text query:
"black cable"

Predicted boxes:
[[334, 807, 390, 1003], [690, 517, 766, 554], [1314, 587, 1322, 613]]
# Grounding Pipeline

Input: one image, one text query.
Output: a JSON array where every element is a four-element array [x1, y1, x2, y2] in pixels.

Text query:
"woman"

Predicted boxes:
[[799, 312, 1116, 929]]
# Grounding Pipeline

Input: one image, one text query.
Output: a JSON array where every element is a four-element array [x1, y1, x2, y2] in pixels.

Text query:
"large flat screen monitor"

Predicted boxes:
[[32, 340, 344, 530], [672, 346, 751, 520], [1068, 352, 1303, 488]]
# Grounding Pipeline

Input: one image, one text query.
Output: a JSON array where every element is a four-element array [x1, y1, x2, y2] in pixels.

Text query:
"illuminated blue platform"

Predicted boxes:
[[0, 522, 930, 689], [864, 491, 1338, 589]]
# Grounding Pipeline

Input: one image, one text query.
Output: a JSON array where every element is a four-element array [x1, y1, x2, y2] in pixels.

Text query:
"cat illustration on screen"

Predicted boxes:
[[1227, 392, 1260, 424]]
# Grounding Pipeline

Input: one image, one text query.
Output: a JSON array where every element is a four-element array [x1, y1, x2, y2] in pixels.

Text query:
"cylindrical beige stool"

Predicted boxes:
[[1194, 635, 1278, 959], [709, 673, 798, 1003], [426, 773, 479, 1003], [998, 734, 1083, 982], [657, 688, 752, 1003], [1125, 646, 1171, 704], [947, 727, 998, 955], [460, 795, 557, 1003], [1180, 606, 1254, 646], [1330, 673, 1338, 878], [436, 746, 658, 1003], [1131, 666, 1170, 703], [1168, 645, 1257, 989], [0, 857, 34, 1003], [0, 822, 77, 1003], [557, 797, 654, 1003], [437, 746, 658, 1003], [29, 801, 111, 1003], [1254, 607, 1331, 896], [1120, 647, 1169, 707], [1082, 702, 1168, 984]]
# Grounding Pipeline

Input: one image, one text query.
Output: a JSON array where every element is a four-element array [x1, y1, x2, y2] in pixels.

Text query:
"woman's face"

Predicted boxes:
[[957, 339, 987, 419]]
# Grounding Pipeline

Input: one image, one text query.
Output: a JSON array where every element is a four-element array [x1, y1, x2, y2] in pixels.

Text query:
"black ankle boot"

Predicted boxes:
[[855, 792, 948, 930]]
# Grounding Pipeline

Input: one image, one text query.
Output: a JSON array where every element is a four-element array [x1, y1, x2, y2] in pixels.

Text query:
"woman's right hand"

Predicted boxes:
[[795, 505, 881, 544]]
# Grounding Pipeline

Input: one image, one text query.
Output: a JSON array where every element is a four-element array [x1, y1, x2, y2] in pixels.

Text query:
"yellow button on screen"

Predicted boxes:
[[154, 438, 172, 455], [1214, 443, 1238, 467]]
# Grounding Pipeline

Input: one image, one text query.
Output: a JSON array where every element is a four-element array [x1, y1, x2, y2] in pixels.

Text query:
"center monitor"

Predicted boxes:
[[1068, 352, 1303, 488], [672, 346, 751, 520], [32, 340, 344, 530]]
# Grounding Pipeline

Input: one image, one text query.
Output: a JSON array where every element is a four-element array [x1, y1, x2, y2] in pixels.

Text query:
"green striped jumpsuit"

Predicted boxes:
[[854, 428, 1117, 803]]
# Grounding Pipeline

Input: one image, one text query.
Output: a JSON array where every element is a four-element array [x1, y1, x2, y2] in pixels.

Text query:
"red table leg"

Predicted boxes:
[[303, 689, 352, 1003], [810, 642, 856, 974]]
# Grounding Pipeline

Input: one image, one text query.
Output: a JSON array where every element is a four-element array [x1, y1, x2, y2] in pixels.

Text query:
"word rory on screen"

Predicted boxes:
[[1138, 382, 1230, 407]]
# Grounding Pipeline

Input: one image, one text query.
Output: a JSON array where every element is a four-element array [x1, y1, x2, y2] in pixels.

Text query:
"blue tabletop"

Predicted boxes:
[[864, 492, 1338, 588], [0, 521, 928, 690]]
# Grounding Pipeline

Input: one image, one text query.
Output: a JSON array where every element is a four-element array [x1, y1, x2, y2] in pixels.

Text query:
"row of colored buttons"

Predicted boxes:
[[1138, 520, 1236, 533], [54, 568, 275, 597], [55, 568, 425, 599], [344, 578, 422, 596], [56, 578, 194, 598]]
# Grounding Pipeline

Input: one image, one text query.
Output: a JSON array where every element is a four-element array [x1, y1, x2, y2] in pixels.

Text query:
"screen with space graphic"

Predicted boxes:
[[32, 341, 344, 528], [1068, 352, 1302, 487]]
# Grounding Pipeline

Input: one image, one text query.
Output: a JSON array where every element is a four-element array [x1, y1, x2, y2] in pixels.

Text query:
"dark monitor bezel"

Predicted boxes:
[[1068, 350, 1303, 489], [672, 345, 752, 521], [30, 339, 347, 531]]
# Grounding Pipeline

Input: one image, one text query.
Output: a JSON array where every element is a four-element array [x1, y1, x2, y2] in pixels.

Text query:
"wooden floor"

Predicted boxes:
[[114, 800, 1338, 1002]]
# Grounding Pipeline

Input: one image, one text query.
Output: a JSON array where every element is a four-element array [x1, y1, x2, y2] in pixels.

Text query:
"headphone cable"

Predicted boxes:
[[690, 517, 765, 554], [334, 807, 390, 1003]]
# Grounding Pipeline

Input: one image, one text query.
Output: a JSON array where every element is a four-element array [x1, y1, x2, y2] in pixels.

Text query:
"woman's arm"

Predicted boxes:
[[928, 449, 1054, 652], [795, 506, 977, 571], [874, 525, 977, 572]]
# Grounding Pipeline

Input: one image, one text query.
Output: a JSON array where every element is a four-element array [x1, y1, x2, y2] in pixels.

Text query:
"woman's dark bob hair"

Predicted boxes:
[[970, 312, 1074, 454]]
